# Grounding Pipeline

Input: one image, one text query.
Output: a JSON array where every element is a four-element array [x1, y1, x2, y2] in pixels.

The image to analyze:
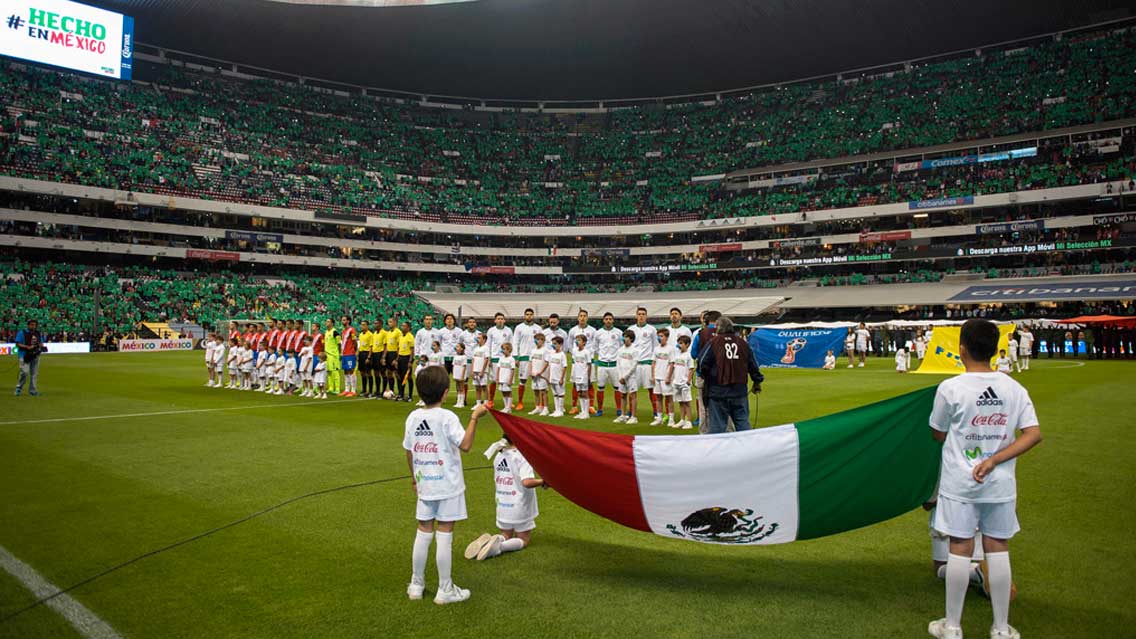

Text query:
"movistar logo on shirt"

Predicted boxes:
[[964, 446, 982, 460], [976, 387, 1003, 406], [415, 421, 432, 437]]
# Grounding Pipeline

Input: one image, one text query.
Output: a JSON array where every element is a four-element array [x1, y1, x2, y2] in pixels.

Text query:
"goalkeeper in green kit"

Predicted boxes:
[[323, 318, 343, 394]]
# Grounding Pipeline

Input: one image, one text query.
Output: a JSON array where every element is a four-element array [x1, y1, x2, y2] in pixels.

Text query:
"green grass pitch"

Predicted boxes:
[[0, 352, 1132, 638]]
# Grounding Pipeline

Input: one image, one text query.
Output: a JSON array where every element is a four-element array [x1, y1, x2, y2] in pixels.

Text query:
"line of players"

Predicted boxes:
[[199, 309, 704, 426]]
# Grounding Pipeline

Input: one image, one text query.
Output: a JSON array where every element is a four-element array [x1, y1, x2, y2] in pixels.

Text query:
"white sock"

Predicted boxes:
[[555, 397, 563, 412], [986, 551, 1012, 631], [435, 531, 453, 588], [500, 537, 525, 553], [580, 398, 588, 413], [412, 530, 433, 582], [945, 553, 970, 627]]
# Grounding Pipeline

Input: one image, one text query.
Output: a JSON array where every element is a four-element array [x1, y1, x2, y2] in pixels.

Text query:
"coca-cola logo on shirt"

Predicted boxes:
[[413, 442, 439, 453], [496, 476, 514, 486], [971, 413, 1008, 427]]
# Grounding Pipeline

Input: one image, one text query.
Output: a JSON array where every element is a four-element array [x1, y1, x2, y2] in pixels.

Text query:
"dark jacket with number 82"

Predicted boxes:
[[697, 334, 764, 399]]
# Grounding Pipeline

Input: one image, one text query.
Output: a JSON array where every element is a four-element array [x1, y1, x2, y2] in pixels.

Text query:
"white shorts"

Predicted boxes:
[[654, 380, 673, 396], [1008, 350, 1018, 361], [915, 346, 927, 359], [517, 360, 531, 380], [496, 518, 536, 533], [472, 374, 488, 387], [673, 384, 692, 402], [932, 495, 1019, 540], [929, 508, 984, 562], [551, 383, 565, 397], [596, 364, 620, 389], [636, 364, 653, 390], [416, 494, 468, 522], [215, 363, 225, 373], [1019, 348, 1030, 357], [531, 376, 548, 391], [498, 383, 512, 394], [618, 372, 639, 394]]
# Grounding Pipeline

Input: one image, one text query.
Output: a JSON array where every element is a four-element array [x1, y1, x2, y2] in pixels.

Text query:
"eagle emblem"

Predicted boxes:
[[665, 506, 779, 544]]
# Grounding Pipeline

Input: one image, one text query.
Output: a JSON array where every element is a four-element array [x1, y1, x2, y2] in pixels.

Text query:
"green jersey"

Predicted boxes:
[[324, 328, 341, 357]]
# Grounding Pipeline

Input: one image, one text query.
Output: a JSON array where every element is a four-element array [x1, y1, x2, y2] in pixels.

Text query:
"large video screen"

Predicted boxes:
[[0, 0, 134, 80]]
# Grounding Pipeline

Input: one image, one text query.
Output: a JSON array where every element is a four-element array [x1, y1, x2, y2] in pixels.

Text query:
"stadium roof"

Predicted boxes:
[[92, 0, 1132, 100]]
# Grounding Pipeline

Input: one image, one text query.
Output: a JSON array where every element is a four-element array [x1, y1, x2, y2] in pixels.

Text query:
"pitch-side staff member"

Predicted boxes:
[[14, 319, 45, 396], [697, 317, 763, 434]]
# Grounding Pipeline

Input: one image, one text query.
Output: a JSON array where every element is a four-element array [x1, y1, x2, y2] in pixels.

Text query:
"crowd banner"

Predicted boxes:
[[913, 325, 1014, 374], [492, 386, 940, 545], [748, 328, 847, 368], [0, 342, 91, 355], [118, 338, 196, 352]]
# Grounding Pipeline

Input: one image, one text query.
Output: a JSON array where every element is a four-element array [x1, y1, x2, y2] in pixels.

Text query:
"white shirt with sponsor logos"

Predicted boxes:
[[403, 407, 467, 500], [593, 326, 623, 362], [486, 325, 513, 359], [529, 345, 549, 379], [1018, 331, 1034, 355], [571, 347, 593, 385], [930, 372, 1039, 504], [855, 328, 870, 351], [616, 345, 637, 380], [471, 344, 490, 375], [493, 448, 538, 524], [568, 324, 597, 351], [996, 356, 1012, 373], [629, 323, 658, 362], [496, 355, 516, 385], [452, 353, 469, 381], [671, 349, 694, 387], [653, 344, 675, 381], [547, 350, 567, 385]]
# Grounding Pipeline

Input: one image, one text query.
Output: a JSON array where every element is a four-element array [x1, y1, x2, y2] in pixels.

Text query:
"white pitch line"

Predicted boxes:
[[0, 397, 368, 426], [0, 545, 122, 639], [1040, 360, 1087, 369]]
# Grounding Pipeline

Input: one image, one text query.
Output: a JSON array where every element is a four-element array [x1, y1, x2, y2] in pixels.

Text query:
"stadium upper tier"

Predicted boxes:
[[0, 26, 1133, 225]]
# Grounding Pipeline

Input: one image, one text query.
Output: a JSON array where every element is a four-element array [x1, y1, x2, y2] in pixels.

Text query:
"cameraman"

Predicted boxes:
[[15, 319, 45, 397]]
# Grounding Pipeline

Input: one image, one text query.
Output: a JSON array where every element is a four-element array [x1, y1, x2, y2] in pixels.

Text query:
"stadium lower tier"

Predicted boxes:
[[4, 252, 1135, 340]]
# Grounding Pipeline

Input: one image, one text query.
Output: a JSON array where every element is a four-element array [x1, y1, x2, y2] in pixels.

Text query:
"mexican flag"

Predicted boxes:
[[491, 386, 940, 545]]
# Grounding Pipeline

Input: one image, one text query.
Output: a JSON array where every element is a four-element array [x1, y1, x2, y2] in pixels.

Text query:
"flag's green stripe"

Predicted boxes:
[[795, 386, 941, 540]]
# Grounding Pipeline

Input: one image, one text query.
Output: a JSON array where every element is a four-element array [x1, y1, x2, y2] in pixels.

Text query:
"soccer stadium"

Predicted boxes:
[[1, 0, 1135, 636]]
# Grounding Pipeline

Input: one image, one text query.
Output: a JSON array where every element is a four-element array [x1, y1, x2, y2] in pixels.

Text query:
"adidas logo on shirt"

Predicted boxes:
[[414, 421, 433, 437], [496, 458, 509, 471], [976, 387, 1004, 407]]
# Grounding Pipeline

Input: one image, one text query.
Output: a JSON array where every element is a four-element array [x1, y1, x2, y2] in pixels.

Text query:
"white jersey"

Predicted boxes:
[[459, 329, 481, 355], [529, 346, 549, 379], [667, 324, 693, 345], [511, 322, 540, 360], [486, 325, 513, 359], [1007, 338, 1019, 360], [283, 356, 297, 382], [314, 360, 327, 384], [568, 324, 597, 352], [996, 357, 1012, 373], [427, 351, 445, 368], [855, 328, 870, 351], [930, 372, 1039, 504], [437, 326, 462, 358], [628, 324, 658, 362], [547, 350, 567, 385], [653, 344, 675, 381], [894, 351, 907, 372], [844, 334, 855, 352], [471, 344, 490, 375], [823, 354, 836, 370], [616, 345, 637, 379], [671, 349, 694, 386], [496, 356, 516, 385], [415, 327, 440, 357], [205, 341, 216, 364], [571, 347, 593, 385], [593, 326, 623, 362], [493, 448, 538, 524], [452, 354, 469, 381], [403, 407, 467, 500], [1018, 332, 1034, 355], [542, 326, 568, 349], [299, 346, 313, 374]]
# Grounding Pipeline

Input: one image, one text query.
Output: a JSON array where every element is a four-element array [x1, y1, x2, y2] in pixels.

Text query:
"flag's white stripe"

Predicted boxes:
[[0, 545, 122, 639], [632, 424, 800, 545]]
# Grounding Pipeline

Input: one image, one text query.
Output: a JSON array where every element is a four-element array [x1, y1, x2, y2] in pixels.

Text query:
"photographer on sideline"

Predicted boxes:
[[696, 317, 763, 434], [15, 319, 45, 397]]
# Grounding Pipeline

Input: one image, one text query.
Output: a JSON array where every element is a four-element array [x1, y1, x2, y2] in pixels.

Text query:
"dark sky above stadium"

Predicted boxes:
[[95, 0, 1131, 100]]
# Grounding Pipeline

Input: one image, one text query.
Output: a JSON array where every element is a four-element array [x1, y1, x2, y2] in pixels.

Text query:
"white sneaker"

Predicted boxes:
[[625, 416, 639, 425], [613, 415, 628, 423], [680, 420, 693, 430], [416, 400, 425, 407], [928, 619, 963, 639], [650, 416, 664, 426], [539, 407, 550, 416], [476, 534, 504, 561], [528, 407, 541, 415], [319, 393, 328, 399], [574, 412, 589, 420], [847, 364, 854, 368], [858, 362, 865, 367], [549, 411, 564, 418], [989, 626, 1020, 639], [274, 389, 284, 395], [433, 582, 471, 605], [464, 533, 492, 560], [407, 578, 425, 600]]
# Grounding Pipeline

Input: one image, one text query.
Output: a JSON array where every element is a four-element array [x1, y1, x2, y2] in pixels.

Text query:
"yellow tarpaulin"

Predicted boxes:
[[913, 325, 1015, 374]]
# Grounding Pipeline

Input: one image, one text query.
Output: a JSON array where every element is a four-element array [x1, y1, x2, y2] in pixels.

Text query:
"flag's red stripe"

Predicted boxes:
[[492, 411, 650, 532]]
